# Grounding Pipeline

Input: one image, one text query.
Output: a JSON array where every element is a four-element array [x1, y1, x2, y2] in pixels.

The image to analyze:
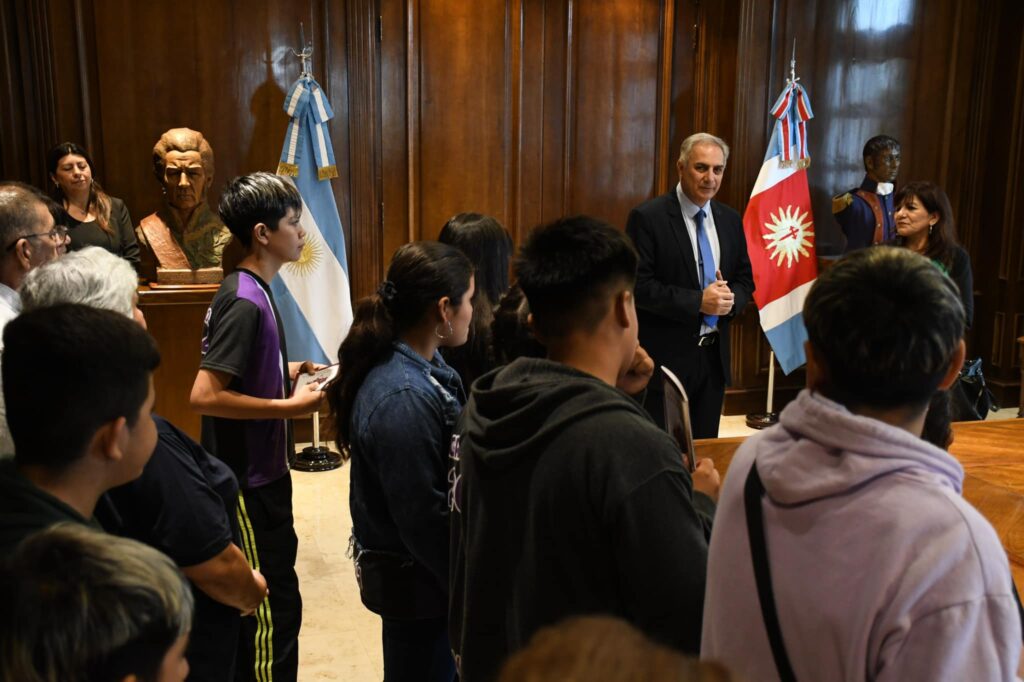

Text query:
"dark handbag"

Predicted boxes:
[[350, 539, 447, 620], [951, 358, 997, 421]]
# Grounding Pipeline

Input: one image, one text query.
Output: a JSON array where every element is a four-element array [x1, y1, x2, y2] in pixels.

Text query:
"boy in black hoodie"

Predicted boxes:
[[449, 216, 721, 681]]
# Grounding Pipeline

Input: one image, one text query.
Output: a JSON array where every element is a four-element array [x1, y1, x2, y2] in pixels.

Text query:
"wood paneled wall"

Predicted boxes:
[[378, 1, 684, 249], [2, 0, 1022, 412]]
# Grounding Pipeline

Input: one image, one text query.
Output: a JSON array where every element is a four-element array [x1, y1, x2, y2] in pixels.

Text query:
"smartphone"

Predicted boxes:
[[661, 366, 696, 472]]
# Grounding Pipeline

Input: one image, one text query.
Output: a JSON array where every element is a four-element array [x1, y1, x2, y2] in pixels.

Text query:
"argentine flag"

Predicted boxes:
[[273, 74, 353, 364], [741, 79, 818, 375]]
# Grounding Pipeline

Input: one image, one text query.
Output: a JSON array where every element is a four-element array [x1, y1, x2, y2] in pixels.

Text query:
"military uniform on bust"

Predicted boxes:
[[833, 134, 901, 253]]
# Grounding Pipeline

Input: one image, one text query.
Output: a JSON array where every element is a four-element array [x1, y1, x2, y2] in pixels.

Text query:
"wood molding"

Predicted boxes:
[[1008, 30, 1024, 283], [561, 0, 576, 215], [405, 0, 419, 242], [504, 0, 522, 235], [654, 0, 676, 192], [345, 0, 383, 301]]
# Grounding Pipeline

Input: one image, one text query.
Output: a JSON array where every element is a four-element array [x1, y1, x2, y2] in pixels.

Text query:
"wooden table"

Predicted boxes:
[[697, 419, 1024, 586]]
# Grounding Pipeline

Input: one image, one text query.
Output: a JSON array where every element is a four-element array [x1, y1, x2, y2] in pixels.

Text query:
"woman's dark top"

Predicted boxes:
[[946, 245, 974, 329], [66, 196, 140, 269]]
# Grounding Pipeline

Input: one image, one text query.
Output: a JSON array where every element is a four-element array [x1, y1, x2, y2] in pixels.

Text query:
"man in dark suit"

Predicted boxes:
[[626, 133, 754, 438]]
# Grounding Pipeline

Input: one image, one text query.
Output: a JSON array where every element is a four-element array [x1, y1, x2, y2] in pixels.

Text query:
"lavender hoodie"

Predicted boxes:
[[702, 390, 1021, 681]]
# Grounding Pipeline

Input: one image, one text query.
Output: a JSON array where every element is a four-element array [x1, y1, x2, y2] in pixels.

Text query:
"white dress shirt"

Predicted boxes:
[[0, 282, 19, 457], [676, 183, 720, 334]]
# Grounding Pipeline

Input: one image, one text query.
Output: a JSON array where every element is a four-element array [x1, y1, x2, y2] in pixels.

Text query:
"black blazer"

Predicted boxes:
[[626, 191, 754, 386]]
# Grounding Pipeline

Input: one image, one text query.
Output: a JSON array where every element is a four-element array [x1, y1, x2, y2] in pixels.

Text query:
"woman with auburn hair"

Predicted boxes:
[[47, 141, 140, 269], [891, 180, 973, 327], [327, 241, 474, 681]]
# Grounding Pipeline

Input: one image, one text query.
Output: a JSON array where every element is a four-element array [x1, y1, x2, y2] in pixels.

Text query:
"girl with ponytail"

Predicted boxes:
[[327, 241, 473, 681]]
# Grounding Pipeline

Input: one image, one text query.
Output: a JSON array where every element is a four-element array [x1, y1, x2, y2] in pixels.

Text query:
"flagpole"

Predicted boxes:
[[745, 349, 781, 430], [281, 21, 343, 472]]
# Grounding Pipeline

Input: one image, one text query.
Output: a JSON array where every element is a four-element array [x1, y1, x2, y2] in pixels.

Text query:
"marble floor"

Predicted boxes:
[[291, 409, 1020, 680]]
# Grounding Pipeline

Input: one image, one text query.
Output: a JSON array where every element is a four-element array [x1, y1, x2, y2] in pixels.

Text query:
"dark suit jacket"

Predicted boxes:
[[626, 191, 754, 388]]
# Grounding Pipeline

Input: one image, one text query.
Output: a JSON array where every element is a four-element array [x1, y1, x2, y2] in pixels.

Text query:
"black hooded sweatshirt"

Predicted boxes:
[[449, 358, 715, 681]]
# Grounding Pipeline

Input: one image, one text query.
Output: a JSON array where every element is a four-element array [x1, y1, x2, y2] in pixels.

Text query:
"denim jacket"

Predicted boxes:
[[349, 341, 465, 591]]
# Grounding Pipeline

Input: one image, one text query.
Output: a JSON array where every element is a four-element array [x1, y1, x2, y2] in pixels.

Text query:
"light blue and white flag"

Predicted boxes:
[[273, 74, 353, 364]]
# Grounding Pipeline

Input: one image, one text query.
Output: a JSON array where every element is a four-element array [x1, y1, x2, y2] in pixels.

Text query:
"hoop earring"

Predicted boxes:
[[434, 320, 453, 340]]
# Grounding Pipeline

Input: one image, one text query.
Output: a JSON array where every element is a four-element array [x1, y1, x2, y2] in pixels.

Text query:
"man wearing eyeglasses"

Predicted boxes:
[[0, 182, 68, 455]]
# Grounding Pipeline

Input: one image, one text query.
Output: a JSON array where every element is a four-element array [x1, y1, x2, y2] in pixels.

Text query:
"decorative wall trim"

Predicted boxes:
[[345, 0, 383, 300]]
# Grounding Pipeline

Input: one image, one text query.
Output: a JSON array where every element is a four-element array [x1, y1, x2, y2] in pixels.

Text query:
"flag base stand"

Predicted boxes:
[[293, 445, 343, 472], [291, 411, 343, 472], [744, 350, 780, 431], [745, 412, 779, 430]]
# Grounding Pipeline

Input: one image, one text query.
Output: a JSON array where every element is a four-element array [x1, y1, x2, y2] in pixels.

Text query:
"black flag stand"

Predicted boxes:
[[292, 411, 343, 472], [745, 350, 780, 430]]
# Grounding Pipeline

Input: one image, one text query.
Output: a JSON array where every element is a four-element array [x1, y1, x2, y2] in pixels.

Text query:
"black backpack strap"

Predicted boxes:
[[744, 463, 798, 682]]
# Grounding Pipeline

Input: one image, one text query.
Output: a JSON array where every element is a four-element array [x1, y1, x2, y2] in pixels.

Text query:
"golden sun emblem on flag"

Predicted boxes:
[[762, 205, 814, 267], [286, 232, 323, 277]]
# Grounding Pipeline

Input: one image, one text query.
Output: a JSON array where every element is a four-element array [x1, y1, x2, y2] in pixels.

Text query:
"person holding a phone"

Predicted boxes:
[[450, 216, 721, 681]]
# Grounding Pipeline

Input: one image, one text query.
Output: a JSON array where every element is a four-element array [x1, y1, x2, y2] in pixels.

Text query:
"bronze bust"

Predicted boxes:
[[136, 128, 234, 283]]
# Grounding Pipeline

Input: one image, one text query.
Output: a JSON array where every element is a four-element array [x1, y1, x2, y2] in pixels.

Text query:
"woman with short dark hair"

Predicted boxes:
[[891, 180, 973, 327]]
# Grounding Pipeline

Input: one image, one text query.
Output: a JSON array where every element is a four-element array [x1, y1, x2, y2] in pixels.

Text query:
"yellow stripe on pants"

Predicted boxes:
[[237, 493, 276, 682]]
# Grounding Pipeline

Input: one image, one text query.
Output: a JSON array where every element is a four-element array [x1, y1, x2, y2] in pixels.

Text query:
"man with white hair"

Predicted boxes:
[[626, 133, 754, 438], [19, 246, 267, 681]]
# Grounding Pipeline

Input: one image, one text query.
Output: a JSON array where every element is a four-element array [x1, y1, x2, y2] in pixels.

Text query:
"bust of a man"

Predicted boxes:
[[832, 135, 902, 253], [136, 128, 234, 283]]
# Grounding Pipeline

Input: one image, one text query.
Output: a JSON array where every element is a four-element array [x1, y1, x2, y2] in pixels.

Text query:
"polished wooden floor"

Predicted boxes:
[[953, 420, 1024, 587]]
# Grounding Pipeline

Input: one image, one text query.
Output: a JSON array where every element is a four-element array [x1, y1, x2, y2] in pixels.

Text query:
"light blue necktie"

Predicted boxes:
[[695, 209, 718, 328]]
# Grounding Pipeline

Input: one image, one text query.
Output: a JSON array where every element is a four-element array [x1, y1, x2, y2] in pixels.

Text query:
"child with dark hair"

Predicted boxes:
[[438, 212, 513, 388], [490, 283, 545, 365], [326, 240, 474, 681], [450, 216, 720, 681], [190, 172, 324, 682], [0, 304, 159, 552], [0, 524, 194, 682], [703, 247, 1020, 680]]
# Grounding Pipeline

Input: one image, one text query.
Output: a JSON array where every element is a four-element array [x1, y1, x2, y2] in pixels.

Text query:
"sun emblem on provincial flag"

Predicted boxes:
[[286, 232, 323, 277], [762, 205, 814, 267]]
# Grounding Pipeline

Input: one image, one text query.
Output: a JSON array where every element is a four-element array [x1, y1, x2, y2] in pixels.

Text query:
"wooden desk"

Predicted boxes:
[[697, 419, 1024, 586]]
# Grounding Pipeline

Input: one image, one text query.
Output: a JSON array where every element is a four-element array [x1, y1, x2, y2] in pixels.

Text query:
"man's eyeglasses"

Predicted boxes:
[[4, 225, 69, 251]]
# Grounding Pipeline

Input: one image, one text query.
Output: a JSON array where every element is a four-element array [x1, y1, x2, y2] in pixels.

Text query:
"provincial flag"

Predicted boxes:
[[273, 74, 354, 363], [742, 80, 817, 374]]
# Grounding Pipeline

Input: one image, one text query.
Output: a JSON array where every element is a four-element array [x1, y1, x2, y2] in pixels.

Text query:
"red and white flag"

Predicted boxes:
[[742, 81, 817, 374]]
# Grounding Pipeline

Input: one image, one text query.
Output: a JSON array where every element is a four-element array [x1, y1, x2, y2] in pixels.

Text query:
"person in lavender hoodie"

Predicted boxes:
[[702, 247, 1022, 681]]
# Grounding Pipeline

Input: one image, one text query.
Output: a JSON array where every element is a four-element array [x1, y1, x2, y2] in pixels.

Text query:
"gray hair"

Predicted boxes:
[[20, 246, 137, 318], [0, 182, 47, 249], [0, 523, 193, 681], [678, 133, 731, 166]]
